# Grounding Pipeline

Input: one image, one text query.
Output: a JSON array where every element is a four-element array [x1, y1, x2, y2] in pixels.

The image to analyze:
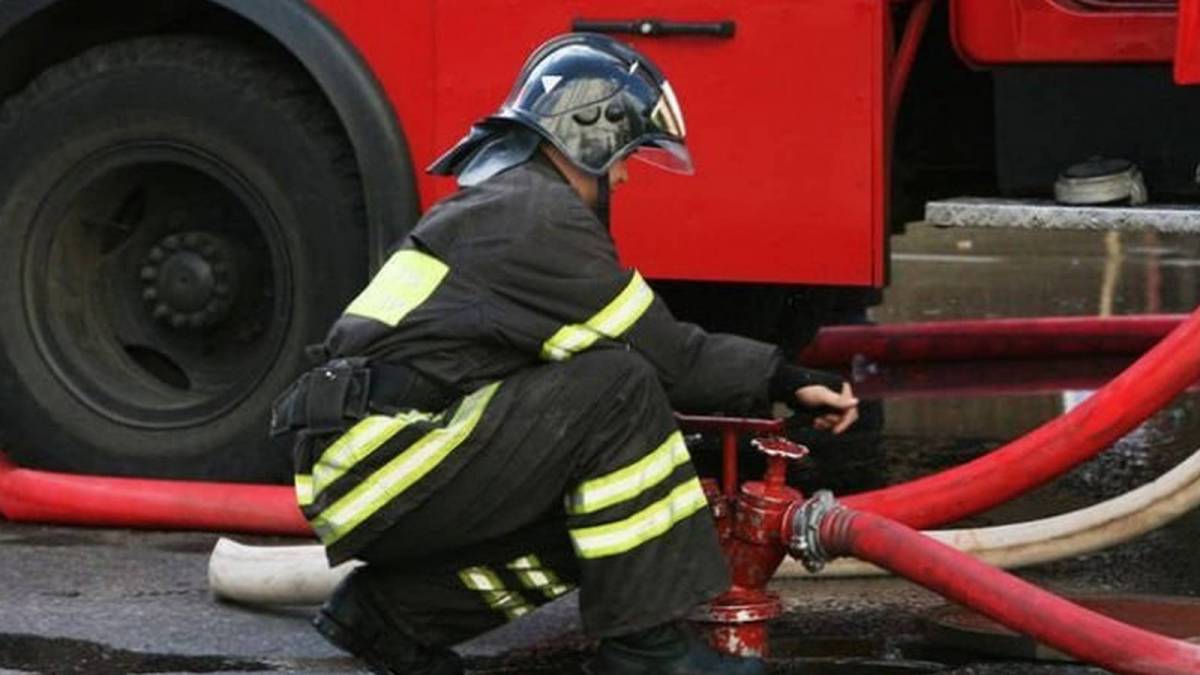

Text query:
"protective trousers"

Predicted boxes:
[[324, 350, 730, 646]]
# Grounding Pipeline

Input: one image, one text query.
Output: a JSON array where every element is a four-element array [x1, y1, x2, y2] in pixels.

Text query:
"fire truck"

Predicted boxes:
[[0, 0, 1194, 481]]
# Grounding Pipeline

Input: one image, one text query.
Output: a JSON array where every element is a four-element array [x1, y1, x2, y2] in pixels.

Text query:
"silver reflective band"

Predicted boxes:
[[569, 477, 709, 559], [312, 411, 437, 499], [541, 271, 654, 361], [310, 383, 500, 544], [459, 566, 533, 619], [507, 555, 572, 600], [294, 474, 313, 507], [343, 249, 448, 327], [565, 431, 690, 515]]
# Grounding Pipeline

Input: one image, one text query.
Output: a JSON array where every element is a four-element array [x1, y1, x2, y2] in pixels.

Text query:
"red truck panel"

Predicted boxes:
[[313, 1, 887, 288], [308, 0, 439, 205], [951, 0, 1176, 64], [1177, 0, 1200, 81]]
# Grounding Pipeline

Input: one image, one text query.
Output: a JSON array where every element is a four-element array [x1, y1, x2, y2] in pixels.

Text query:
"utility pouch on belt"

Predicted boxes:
[[270, 358, 457, 438], [270, 358, 369, 437]]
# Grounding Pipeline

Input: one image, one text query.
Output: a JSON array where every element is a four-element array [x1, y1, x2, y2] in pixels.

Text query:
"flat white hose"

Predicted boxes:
[[778, 445, 1200, 577], [208, 537, 360, 605], [208, 447, 1200, 603]]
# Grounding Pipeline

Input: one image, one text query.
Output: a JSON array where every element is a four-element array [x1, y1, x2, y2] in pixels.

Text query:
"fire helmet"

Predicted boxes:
[[429, 33, 692, 185]]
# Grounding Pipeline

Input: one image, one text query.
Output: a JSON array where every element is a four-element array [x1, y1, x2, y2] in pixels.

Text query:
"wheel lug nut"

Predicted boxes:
[[143, 230, 237, 329]]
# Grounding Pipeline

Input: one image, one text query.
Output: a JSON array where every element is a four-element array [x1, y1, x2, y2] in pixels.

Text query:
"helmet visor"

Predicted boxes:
[[631, 138, 694, 175]]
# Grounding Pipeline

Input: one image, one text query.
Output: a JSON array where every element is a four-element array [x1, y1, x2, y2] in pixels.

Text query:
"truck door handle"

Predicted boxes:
[[572, 18, 735, 38]]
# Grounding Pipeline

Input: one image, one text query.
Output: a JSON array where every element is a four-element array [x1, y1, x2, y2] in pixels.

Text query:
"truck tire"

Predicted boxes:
[[0, 36, 370, 481]]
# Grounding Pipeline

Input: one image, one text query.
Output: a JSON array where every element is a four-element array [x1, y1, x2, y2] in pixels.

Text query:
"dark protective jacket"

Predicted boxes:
[[325, 155, 781, 410], [299, 155, 783, 563]]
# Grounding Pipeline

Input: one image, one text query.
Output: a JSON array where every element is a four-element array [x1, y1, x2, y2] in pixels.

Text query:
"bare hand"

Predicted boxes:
[[794, 382, 859, 434]]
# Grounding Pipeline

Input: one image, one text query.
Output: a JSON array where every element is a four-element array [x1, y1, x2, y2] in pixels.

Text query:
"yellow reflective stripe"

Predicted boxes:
[[507, 555, 541, 572], [541, 324, 604, 362], [540, 271, 654, 361], [495, 596, 532, 619], [507, 555, 572, 600], [565, 431, 690, 515], [294, 474, 313, 507], [343, 250, 448, 327], [569, 477, 709, 560], [313, 411, 437, 496], [311, 383, 500, 544], [589, 271, 654, 336], [459, 566, 533, 619], [460, 566, 504, 591]]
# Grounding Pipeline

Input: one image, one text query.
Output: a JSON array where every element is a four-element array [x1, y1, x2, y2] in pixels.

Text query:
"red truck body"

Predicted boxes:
[[2, 0, 1200, 480], [310, 0, 1195, 288], [313, 0, 890, 287]]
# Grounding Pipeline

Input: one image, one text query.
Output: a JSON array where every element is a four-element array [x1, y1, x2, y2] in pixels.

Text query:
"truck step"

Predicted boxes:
[[924, 197, 1200, 233]]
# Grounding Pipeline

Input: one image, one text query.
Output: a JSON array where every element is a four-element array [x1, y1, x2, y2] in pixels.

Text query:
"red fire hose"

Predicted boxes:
[[0, 452, 309, 536], [812, 503, 1200, 674], [0, 313, 1193, 535], [842, 308, 1200, 528]]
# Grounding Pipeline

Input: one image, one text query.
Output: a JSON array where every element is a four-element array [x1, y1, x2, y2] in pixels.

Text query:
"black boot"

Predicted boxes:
[[313, 570, 463, 675], [589, 623, 765, 675]]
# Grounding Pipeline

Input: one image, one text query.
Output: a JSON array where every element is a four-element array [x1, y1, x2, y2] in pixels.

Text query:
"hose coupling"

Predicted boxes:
[[786, 490, 841, 573]]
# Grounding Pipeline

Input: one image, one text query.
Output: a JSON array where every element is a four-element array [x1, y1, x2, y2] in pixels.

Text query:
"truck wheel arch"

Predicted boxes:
[[0, 0, 419, 270]]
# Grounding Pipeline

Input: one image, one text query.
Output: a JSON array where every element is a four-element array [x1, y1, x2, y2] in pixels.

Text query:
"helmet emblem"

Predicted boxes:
[[540, 75, 562, 94]]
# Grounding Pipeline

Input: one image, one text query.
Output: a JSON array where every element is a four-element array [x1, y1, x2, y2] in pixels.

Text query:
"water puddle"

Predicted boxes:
[[2, 532, 106, 548], [0, 633, 272, 674], [768, 659, 942, 674], [464, 632, 1034, 674], [467, 655, 945, 675]]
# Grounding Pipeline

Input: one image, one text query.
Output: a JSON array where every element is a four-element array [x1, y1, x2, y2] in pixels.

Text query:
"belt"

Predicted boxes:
[[270, 358, 458, 437]]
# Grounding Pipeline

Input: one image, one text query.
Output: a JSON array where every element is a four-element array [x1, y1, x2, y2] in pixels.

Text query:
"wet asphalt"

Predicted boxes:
[[6, 223, 1200, 673]]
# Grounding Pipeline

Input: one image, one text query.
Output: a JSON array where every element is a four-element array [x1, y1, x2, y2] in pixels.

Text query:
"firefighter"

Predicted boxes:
[[271, 33, 858, 675]]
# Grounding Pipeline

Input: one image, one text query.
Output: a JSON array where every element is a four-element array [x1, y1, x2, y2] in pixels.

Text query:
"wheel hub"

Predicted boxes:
[[141, 231, 238, 329]]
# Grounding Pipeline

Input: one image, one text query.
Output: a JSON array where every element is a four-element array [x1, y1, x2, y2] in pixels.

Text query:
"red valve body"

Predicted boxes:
[[687, 421, 806, 658]]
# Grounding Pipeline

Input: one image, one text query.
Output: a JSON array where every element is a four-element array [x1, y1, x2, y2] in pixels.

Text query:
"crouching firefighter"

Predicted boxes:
[[270, 33, 859, 675]]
